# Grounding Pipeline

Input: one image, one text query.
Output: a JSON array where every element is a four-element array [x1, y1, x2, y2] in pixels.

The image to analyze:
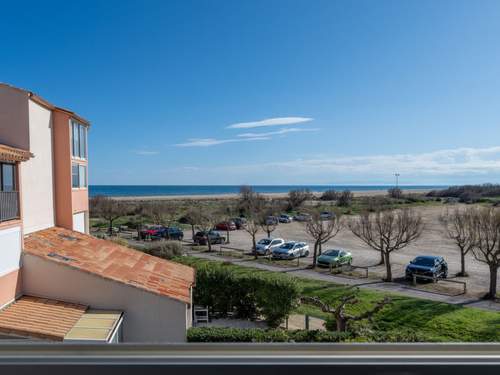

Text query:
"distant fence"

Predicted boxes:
[[329, 263, 369, 279], [409, 274, 467, 295]]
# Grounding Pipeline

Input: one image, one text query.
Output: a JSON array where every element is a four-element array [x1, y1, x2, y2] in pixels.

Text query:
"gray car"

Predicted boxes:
[[272, 241, 310, 259], [255, 237, 285, 255]]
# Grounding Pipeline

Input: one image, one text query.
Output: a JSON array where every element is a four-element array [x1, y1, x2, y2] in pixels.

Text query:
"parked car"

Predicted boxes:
[[278, 214, 293, 223], [293, 213, 312, 222], [232, 217, 247, 229], [215, 221, 237, 231], [265, 216, 279, 225], [272, 241, 310, 259], [317, 249, 352, 267], [139, 226, 184, 240], [320, 211, 335, 220], [193, 230, 226, 245], [255, 237, 285, 255], [405, 255, 448, 280]]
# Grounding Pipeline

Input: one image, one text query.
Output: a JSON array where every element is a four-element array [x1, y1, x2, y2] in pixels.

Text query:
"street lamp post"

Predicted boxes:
[[395, 173, 400, 189]]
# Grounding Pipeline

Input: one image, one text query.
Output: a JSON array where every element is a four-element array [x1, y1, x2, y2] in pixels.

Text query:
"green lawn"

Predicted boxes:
[[177, 256, 500, 342]]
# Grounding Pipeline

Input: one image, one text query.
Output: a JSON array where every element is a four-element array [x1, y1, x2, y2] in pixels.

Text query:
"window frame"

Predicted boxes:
[[72, 162, 88, 189], [72, 120, 88, 160], [0, 162, 16, 192]]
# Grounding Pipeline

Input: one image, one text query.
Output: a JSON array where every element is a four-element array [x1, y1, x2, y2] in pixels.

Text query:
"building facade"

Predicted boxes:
[[0, 84, 194, 342]]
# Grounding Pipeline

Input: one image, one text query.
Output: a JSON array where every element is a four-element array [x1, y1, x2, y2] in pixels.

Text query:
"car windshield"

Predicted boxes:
[[324, 250, 340, 256], [281, 243, 295, 249], [258, 239, 271, 245], [413, 257, 436, 266]]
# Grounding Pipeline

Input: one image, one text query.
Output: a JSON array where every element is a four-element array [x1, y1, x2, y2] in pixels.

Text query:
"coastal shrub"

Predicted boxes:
[[320, 189, 338, 201], [337, 190, 353, 207], [145, 241, 184, 259], [187, 262, 299, 325], [427, 184, 500, 199], [287, 189, 313, 210], [387, 187, 403, 199], [187, 327, 351, 343]]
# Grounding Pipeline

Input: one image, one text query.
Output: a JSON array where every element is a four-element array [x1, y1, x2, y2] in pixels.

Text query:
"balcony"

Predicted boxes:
[[0, 191, 20, 222]]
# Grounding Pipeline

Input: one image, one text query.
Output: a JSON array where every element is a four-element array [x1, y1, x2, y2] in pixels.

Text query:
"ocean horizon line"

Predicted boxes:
[[89, 184, 447, 198]]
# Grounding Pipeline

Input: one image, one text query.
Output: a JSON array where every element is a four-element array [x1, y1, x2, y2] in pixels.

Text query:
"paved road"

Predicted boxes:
[[187, 250, 500, 313]]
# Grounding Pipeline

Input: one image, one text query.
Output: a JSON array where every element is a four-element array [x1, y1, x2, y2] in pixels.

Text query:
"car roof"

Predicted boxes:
[[415, 255, 442, 260]]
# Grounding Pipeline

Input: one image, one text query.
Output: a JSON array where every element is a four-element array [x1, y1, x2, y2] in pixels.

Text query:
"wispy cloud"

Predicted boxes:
[[227, 117, 313, 129], [134, 150, 160, 155], [175, 136, 269, 147], [237, 127, 320, 138], [171, 146, 500, 183]]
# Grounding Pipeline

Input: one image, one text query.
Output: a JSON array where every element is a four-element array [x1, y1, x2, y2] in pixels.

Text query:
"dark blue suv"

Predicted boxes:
[[405, 255, 448, 281]]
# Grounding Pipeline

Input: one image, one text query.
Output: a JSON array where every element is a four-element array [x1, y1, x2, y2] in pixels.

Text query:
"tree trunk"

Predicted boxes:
[[312, 241, 319, 268], [319, 241, 322, 256], [384, 251, 392, 282], [336, 316, 347, 332], [459, 249, 467, 277], [253, 236, 257, 259], [486, 265, 498, 300], [207, 235, 212, 252], [191, 225, 195, 240], [267, 229, 271, 238], [226, 228, 230, 244], [108, 219, 114, 236]]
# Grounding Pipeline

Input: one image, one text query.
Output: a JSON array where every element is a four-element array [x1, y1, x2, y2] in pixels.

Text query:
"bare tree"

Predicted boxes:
[[217, 203, 237, 244], [183, 207, 202, 240], [244, 214, 261, 259], [337, 190, 354, 207], [259, 203, 279, 238], [348, 209, 424, 282], [287, 189, 312, 210], [468, 207, 500, 299], [387, 187, 403, 199], [195, 207, 221, 252], [238, 185, 264, 215], [144, 201, 178, 239], [300, 289, 391, 332], [304, 210, 344, 267], [440, 208, 476, 277], [90, 195, 128, 236]]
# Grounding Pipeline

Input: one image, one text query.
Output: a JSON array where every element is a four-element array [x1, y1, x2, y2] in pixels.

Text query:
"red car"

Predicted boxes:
[[215, 221, 237, 231]]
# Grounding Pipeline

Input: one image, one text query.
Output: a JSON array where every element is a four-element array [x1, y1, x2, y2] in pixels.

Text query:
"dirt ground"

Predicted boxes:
[[186, 204, 496, 298]]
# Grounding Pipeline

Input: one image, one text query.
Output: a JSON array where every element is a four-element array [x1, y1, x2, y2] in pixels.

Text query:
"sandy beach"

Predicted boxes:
[[112, 188, 434, 201]]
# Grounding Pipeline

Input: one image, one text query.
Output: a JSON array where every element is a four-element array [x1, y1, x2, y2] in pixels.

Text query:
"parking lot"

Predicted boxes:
[[185, 204, 497, 299]]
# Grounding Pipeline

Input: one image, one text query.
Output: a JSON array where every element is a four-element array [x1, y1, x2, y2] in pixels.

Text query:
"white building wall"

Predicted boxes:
[[0, 226, 22, 277], [21, 254, 190, 343], [21, 100, 55, 234]]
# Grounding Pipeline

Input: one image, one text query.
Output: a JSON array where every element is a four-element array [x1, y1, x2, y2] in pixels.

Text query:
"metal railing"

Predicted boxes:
[[0, 191, 20, 222]]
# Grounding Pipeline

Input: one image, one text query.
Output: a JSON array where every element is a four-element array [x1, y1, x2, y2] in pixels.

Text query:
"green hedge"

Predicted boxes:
[[178, 259, 300, 327], [187, 327, 351, 343]]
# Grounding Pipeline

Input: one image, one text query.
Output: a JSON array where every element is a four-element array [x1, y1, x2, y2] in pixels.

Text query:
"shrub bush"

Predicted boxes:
[[387, 187, 403, 199], [337, 190, 353, 207], [187, 262, 300, 326], [187, 327, 351, 343], [320, 189, 338, 201], [145, 241, 184, 259]]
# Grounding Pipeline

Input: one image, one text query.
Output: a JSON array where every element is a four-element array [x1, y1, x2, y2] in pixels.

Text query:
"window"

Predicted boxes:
[[72, 163, 87, 188], [0, 163, 15, 191], [72, 121, 87, 159]]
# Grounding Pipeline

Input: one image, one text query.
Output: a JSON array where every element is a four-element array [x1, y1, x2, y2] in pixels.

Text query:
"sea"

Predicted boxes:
[[89, 185, 446, 198]]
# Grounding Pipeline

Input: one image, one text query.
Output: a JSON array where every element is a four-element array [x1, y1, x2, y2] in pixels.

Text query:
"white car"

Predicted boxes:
[[272, 241, 310, 259], [255, 238, 285, 255]]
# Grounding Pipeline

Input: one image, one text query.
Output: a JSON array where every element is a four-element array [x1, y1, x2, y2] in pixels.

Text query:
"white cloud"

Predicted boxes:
[[134, 150, 160, 155], [175, 136, 270, 147], [172, 146, 500, 184], [237, 127, 320, 138], [227, 117, 313, 129]]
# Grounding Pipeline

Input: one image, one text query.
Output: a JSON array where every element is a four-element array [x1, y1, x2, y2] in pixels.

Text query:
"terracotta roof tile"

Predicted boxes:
[[0, 296, 87, 341], [24, 227, 195, 304]]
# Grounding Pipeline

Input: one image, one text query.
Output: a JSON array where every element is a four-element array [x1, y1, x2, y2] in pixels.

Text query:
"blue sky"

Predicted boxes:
[[2, 0, 500, 185]]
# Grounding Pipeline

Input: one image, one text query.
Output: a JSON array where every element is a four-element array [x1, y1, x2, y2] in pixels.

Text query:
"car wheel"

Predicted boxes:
[[304, 250, 310, 257]]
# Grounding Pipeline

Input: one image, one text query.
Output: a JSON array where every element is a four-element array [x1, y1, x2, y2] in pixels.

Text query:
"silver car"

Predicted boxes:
[[255, 238, 285, 255], [272, 241, 310, 259]]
